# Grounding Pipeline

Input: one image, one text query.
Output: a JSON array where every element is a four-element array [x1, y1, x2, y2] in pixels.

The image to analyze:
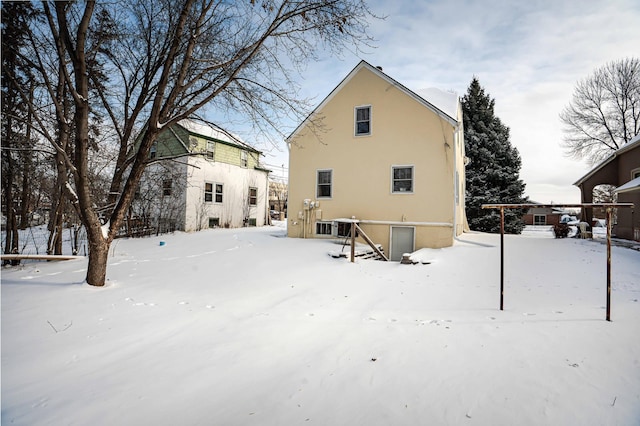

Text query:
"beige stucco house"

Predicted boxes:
[[286, 61, 467, 260]]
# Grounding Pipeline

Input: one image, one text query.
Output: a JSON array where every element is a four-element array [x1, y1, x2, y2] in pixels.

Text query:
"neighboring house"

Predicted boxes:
[[133, 119, 270, 232], [523, 202, 569, 226], [286, 60, 467, 260], [268, 180, 288, 217], [574, 134, 640, 241]]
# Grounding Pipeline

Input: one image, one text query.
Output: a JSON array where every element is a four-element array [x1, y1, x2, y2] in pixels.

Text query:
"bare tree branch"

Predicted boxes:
[[560, 58, 640, 165]]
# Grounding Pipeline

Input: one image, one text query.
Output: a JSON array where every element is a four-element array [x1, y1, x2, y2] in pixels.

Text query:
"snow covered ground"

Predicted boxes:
[[2, 223, 639, 425]]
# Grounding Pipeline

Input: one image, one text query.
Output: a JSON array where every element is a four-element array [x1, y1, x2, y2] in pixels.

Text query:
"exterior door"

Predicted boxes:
[[390, 226, 415, 261]]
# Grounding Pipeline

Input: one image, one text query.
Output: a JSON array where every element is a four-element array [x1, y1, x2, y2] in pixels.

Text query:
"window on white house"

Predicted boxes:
[[392, 166, 413, 193], [316, 221, 332, 235], [241, 151, 248, 167], [355, 106, 371, 136], [249, 187, 257, 206], [317, 170, 332, 198], [534, 214, 546, 226], [162, 179, 172, 196], [204, 183, 213, 202], [206, 141, 215, 160], [248, 218, 257, 227], [208, 217, 219, 228], [215, 184, 223, 203]]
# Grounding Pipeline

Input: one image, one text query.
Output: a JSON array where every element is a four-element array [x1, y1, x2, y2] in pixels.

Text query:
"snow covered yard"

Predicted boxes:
[[2, 224, 639, 425]]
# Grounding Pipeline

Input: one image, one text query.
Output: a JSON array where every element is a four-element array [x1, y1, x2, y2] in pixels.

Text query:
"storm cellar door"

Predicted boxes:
[[390, 226, 414, 261]]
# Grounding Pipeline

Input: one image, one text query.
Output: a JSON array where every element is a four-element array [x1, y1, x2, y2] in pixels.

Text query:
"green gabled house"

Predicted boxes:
[[133, 119, 270, 231]]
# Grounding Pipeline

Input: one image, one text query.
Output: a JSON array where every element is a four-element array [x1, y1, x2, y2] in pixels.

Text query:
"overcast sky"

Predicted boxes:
[[258, 0, 640, 203]]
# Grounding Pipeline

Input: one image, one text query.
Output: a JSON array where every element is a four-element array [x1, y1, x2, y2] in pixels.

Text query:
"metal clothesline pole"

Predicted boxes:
[[482, 202, 634, 321]]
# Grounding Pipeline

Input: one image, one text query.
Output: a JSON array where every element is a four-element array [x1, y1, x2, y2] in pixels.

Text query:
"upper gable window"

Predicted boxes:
[[241, 151, 248, 168], [206, 141, 215, 160], [355, 106, 371, 136]]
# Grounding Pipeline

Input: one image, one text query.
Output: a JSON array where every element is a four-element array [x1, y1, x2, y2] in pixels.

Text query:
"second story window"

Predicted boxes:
[[241, 151, 248, 168], [392, 166, 413, 193], [162, 179, 172, 196], [355, 106, 371, 136], [248, 187, 257, 206], [317, 169, 332, 198], [150, 142, 157, 159]]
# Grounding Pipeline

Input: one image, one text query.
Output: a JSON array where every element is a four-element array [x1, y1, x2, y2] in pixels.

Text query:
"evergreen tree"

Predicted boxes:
[[462, 77, 528, 233]]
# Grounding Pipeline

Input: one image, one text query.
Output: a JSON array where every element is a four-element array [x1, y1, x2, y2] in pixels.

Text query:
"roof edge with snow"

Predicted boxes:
[[573, 133, 640, 186]]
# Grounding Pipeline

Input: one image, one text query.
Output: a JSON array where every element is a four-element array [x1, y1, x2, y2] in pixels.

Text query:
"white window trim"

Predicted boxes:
[[354, 105, 372, 137], [391, 165, 415, 194], [316, 169, 333, 199], [206, 141, 215, 160], [214, 182, 224, 204], [248, 186, 258, 206], [204, 182, 214, 203], [533, 214, 546, 226], [631, 167, 640, 179], [315, 221, 333, 236]]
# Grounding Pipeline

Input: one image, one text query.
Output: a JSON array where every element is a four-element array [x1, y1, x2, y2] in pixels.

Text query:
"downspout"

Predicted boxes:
[[265, 166, 270, 226], [453, 118, 467, 244], [452, 123, 458, 236]]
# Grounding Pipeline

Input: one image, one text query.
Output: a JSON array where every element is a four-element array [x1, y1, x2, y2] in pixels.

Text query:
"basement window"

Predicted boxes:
[[316, 221, 332, 235]]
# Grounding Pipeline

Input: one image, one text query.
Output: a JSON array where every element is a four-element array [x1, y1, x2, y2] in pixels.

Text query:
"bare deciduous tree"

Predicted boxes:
[[33, 0, 377, 286], [560, 57, 640, 165]]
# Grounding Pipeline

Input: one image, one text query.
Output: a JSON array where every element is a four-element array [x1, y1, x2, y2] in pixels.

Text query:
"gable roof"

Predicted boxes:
[[177, 119, 261, 153], [574, 133, 640, 186], [286, 60, 460, 142]]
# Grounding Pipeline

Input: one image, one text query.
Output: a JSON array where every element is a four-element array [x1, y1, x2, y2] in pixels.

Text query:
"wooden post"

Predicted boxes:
[[350, 221, 355, 263], [606, 208, 612, 321], [500, 207, 505, 311]]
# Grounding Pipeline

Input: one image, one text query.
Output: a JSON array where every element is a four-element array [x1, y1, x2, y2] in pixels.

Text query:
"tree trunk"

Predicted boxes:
[[2, 126, 20, 264], [47, 194, 64, 255], [85, 232, 109, 286], [19, 86, 35, 230]]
